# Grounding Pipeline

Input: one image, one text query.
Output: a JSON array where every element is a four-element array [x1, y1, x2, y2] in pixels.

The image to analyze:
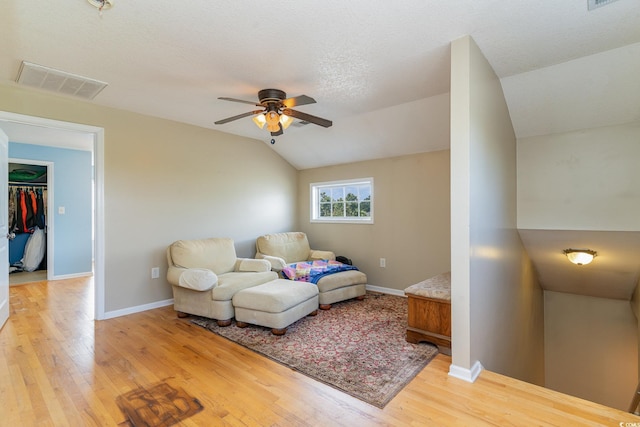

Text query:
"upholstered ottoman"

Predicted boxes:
[[232, 279, 319, 335], [404, 272, 451, 355]]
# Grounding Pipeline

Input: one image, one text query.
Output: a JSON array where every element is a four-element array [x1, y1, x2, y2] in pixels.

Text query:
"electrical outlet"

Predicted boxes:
[[151, 267, 160, 279], [379, 258, 386, 268]]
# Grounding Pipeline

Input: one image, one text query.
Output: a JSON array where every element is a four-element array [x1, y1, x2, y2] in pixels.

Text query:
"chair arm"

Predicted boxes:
[[235, 258, 272, 273], [167, 265, 186, 286], [256, 253, 287, 271], [167, 265, 218, 291], [309, 249, 336, 261]]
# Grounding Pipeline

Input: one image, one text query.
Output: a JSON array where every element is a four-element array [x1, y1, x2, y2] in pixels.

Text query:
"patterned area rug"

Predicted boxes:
[[191, 292, 438, 408]]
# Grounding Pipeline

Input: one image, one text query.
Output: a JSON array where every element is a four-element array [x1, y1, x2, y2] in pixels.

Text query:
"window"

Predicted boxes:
[[310, 178, 373, 223]]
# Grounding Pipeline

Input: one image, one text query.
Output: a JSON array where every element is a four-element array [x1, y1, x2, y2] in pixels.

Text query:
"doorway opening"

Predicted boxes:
[[8, 160, 52, 285], [0, 111, 105, 320]]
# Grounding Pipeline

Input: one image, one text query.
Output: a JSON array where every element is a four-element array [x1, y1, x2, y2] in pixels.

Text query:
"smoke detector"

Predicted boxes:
[[87, 0, 114, 11], [16, 61, 108, 100], [588, 0, 620, 10]]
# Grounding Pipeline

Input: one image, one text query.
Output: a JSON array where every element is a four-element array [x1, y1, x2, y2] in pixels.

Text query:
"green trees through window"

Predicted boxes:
[[312, 178, 373, 223]]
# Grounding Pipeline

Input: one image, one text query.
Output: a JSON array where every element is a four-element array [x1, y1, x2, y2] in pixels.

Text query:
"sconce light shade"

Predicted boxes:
[[563, 249, 597, 265], [252, 114, 266, 129], [279, 113, 293, 130]]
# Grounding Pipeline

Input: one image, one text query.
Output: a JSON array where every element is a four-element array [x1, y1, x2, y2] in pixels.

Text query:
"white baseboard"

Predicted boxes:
[[366, 284, 406, 297], [101, 285, 403, 320], [50, 271, 93, 280], [448, 361, 483, 383], [102, 298, 174, 320]]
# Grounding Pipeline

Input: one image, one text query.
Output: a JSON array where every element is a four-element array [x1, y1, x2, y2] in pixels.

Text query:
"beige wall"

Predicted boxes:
[[517, 121, 640, 400], [0, 84, 298, 313], [518, 122, 640, 232], [450, 35, 544, 383], [297, 150, 451, 291], [545, 291, 638, 411]]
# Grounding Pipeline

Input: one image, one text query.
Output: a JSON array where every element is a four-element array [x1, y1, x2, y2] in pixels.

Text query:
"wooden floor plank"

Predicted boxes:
[[1, 277, 639, 426]]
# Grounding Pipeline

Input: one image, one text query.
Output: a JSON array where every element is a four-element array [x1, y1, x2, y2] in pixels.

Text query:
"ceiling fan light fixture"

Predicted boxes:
[[563, 249, 597, 265], [215, 89, 331, 135], [265, 110, 280, 132], [252, 114, 266, 129]]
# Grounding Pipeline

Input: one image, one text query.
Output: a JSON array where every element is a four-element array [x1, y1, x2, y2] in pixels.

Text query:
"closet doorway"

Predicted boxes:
[[8, 160, 53, 285]]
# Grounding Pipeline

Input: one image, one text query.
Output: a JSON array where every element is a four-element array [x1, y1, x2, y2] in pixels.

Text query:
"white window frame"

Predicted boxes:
[[310, 177, 374, 224]]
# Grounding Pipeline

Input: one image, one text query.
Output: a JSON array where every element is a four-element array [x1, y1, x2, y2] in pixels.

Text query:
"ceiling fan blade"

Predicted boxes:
[[271, 123, 283, 137], [282, 95, 316, 108], [218, 97, 260, 106], [214, 110, 263, 125], [282, 108, 332, 128]]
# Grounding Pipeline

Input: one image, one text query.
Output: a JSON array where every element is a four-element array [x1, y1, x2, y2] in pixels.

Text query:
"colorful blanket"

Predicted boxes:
[[281, 260, 358, 284]]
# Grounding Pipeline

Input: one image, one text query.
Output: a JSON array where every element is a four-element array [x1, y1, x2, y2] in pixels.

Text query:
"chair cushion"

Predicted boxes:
[[236, 258, 271, 272], [170, 238, 237, 274], [210, 271, 278, 301], [316, 270, 368, 292], [256, 232, 311, 263]]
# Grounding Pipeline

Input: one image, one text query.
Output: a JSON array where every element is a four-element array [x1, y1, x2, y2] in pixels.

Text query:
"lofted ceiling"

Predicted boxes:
[[2, 1, 640, 301], [1, 1, 639, 170]]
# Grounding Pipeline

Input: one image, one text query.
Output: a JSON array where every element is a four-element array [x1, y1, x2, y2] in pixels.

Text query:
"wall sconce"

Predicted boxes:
[[563, 249, 597, 265]]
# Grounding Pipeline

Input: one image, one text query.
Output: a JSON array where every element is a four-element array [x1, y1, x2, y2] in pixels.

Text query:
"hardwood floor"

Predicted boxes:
[[1, 277, 638, 426]]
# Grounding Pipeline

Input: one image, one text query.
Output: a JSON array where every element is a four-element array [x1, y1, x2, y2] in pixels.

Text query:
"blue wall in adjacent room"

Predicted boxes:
[[9, 142, 93, 277]]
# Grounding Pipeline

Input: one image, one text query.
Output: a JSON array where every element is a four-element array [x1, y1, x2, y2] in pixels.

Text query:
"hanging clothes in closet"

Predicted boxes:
[[9, 186, 47, 233], [8, 184, 48, 272]]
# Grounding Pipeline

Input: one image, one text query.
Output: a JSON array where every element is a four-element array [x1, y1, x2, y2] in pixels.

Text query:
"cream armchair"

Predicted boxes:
[[167, 237, 278, 326], [255, 232, 367, 309]]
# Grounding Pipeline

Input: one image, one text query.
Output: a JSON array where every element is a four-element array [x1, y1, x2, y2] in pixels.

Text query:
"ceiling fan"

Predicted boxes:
[[214, 89, 333, 137]]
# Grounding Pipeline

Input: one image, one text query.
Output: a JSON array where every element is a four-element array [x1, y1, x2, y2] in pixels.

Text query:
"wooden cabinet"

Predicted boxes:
[[406, 294, 451, 355], [404, 273, 451, 355]]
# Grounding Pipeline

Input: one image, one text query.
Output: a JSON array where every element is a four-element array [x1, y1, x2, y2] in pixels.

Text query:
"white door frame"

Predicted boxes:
[[0, 129, 9, 329], [0, 111, 106, 320]]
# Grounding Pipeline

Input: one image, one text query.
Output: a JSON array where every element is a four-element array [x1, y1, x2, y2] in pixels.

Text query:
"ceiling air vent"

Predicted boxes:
[[16, 61, 108, 100], [291, 121, 311, 128], [588, 0, 621, 10]]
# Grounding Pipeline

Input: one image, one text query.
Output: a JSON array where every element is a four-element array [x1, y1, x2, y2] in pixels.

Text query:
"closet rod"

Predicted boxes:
[[8, 181, 47, 187]]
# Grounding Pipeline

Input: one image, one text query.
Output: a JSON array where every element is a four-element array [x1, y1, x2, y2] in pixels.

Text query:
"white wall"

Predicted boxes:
[[518, 122, 640, 232], [450, 35, 544, 384], [545, 291, 638, 411]]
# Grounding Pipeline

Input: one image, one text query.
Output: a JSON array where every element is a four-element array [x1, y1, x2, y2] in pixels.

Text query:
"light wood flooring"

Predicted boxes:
[[1, 277, 639, 426]]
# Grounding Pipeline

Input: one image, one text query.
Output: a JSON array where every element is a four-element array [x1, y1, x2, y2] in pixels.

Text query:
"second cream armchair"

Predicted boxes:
[[255, 232, 367, 309]]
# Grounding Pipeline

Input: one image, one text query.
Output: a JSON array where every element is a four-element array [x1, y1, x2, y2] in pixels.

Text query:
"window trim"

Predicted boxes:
[[310, 177, 374, 224]]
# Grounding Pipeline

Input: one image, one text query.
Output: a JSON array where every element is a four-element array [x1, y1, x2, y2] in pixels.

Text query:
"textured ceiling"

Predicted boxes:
[[1, 1, 640, 169]]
